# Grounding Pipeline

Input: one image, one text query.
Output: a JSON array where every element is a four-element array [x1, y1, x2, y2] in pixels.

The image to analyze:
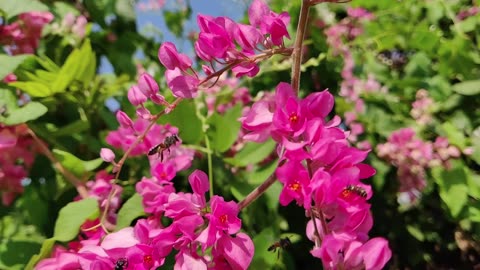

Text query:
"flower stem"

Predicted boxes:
[[238, 172, 277, 210], [205, 133, 214, 199], [27, 126, 89, 199], [291, 0, 311, 94]]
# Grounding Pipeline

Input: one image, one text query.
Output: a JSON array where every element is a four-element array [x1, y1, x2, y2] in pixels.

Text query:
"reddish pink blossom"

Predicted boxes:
[[158, 42, 192, 71], [0, 11, 53, 55], [127, 85, 147, 106]]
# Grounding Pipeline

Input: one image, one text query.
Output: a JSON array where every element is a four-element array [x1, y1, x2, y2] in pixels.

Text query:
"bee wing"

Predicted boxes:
[[148, 144, 161, 156]]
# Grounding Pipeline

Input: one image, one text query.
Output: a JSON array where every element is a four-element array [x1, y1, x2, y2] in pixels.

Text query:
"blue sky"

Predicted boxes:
[[100, 0, 250, 73]]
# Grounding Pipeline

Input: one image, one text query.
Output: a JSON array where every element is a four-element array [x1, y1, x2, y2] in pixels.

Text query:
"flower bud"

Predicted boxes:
[[138, 73, 159, 97], [100, 148, 115, 162], [116, 110, 133, 128], [127, 85, 147, 106]]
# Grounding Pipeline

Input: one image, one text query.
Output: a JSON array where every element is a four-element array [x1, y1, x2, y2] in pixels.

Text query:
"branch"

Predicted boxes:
[[27, 125, 89, 199], [238, 172, 277, 211], [291, 0, 311, 94]]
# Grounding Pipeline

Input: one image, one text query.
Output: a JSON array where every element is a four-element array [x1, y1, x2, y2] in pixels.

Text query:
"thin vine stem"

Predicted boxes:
[[27, 125, 89, 199], [291, 0, 311, 94]]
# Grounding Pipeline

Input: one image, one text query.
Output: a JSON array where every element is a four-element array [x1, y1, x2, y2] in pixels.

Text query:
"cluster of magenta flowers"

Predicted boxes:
[[0, 11, 53, 55], [241, 82, 391, 269], [158, 0, 291, 98], [410, 89, 435, 126], [377, 128, 461, 204], [34, 1, 394, 269], [323, 8, 387, 144], [37, 170, 254, 270], [0, 124, 38, 205]]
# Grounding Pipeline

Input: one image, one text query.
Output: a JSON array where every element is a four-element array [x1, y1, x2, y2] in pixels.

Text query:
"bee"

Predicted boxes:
[[114, 257, 128, 270], [148, 134, 180, 162], [345, 184, 367, 198], [377, 49, 412, 70], [268, 237, 292, 259]]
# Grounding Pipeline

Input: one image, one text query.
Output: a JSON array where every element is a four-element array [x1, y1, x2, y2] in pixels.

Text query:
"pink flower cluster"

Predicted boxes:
[[51, 13, 88, 40], [0, 11, 53, 55], [410, 89, 434, 125], [241, 82, 391, 269], [105, 116, 194, 175], [377, 128, 460, 204], [0, 124, 38, 205], [37, 170, 254, 270], [76, 171, 123, 224], [157, 0, 291, 98], [324, 8, 387, 143], [204, 76, 252, 115]]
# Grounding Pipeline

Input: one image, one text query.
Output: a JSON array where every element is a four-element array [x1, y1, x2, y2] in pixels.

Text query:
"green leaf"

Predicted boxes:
[[35, 55, 60, 73], [159, 100, 203, 144], [52, 119, 90, 137], [0, 0, 48, 20], [53, 198, 99, 242], [246, 161, 278, 185], [452, 80, 480, 96], [207, 104, 242, 153], [52, 149, 103, 177], [164, 9, 188, 37], [406, 225, 425, 241], [24, 238, 55, 270], [115, 0, 136, 21], [115, 194, 146, 230], [8, 81, 53, 97], [3, 102, 47, 125], [0, 89, 18, 123], [51, 40, 96, 93], [466, 172, 480, 200], [468, 204, 480, 222], [0, 55, 31, 79], [440, 122, 466, 149], [431, 162, 469, 219], [224, 139, 276, 167], [230, 180, 255, 202], [82, 158, 103, 172]]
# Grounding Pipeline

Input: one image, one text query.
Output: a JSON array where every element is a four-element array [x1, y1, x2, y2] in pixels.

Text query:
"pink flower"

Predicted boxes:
[[197, 196, 241, 248], [165, 68, 199, 98], [276, 160, 312, 208], [213, 233, 255, 270], [127, 85, 147, 106], [136, 177, 175, 215], [138, 73, 159, 97], [115, 110, 134, 129], [158, 42, 192, 71], [248, 0, 290, 46]]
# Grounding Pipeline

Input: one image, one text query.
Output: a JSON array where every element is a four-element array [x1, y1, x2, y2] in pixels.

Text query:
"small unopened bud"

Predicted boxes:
[[127, 85, 147, 106], [116, 110, 133, 128], [100, 148, 115, 162], [136, 107, 152, 120], [138, 73, 159, 97]]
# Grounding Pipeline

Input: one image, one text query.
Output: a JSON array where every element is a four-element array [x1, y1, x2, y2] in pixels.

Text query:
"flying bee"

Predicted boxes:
[[345, 184, 367, 198], [377, 49, 412, 70], [114, 257, 128, 270], [148, 134, 180, 162], [268, 237, 292, 259]]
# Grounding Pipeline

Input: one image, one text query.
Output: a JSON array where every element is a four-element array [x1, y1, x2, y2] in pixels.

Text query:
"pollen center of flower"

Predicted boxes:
[[288, 181, 301, 192], [219, 214, 228, 224], [341, 189, 353, 199], [143, 254, 153, 264], [289, 112, 298, 124]]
